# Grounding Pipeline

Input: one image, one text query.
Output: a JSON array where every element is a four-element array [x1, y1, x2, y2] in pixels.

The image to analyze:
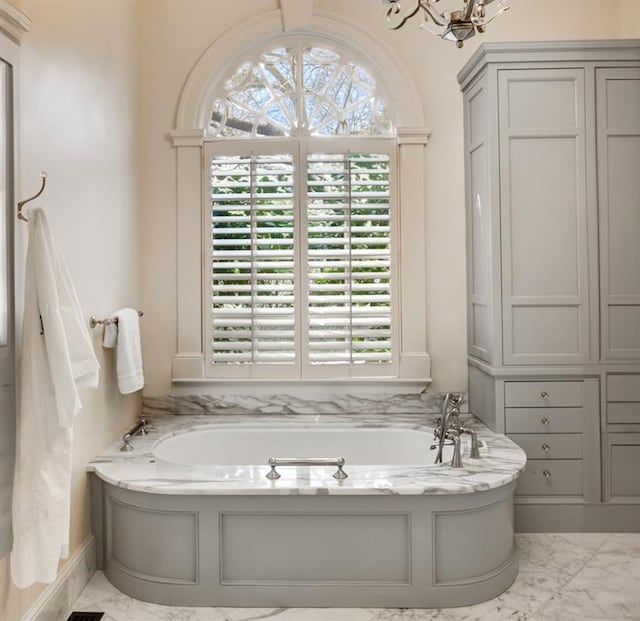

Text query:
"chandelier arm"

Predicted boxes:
[[461, 0, 478, 21], [419, 1, 451, 27], [384, 0, 423, 30]]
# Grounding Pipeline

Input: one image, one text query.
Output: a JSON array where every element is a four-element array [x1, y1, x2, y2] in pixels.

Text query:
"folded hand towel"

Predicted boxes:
[[102, 321, 118, 348], [112, 308, 144, 394]]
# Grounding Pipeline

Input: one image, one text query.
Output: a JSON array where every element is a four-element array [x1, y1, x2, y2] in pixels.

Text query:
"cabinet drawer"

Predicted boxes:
[[607, 374, 640, 402], [516, 460, 582, 496], [509, 433, 582, 459], [505, 407, 583, 433], [505, 381, 584, 408], [607, 402, 640, 425]]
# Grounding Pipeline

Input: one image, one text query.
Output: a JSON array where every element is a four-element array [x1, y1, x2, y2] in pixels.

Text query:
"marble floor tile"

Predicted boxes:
[[67, 534, 640, 621], [515, 533, 609, 577]]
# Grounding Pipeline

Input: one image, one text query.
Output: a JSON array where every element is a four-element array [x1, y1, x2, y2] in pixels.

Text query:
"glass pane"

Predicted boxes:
[[208, 43, 393, 137]]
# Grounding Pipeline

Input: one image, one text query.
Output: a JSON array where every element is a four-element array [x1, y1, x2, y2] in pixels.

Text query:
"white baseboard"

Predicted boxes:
[[21, 536, 96, 621]]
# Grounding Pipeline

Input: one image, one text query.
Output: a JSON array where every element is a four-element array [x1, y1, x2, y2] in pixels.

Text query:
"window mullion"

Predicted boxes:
[[346, 154, 354, 365], [297, 141, 308, 376], [250, 153, 257, 365]]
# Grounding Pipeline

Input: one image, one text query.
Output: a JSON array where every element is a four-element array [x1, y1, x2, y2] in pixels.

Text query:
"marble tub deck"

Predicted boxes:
[[88, 409, 526, 496], [68, 533, 640, 620]]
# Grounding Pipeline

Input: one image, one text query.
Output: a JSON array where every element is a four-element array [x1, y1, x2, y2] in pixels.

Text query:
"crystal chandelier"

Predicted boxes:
[[382, 0, 510, 48]]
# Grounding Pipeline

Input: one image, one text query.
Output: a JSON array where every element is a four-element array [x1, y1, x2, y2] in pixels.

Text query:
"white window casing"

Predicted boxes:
[[170, 20, 431, 391]]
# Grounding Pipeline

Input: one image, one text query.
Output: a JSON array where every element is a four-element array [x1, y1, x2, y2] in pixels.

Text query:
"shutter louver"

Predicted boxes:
[[209, 154, 296, 366], [306, 153, 392, 366]]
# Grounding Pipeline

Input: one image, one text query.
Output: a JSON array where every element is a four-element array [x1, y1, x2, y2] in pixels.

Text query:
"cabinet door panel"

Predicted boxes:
[[598, 68, 640, 360], [606, 435, 640, 500], [499, 69, 589, 365], [465, 77, 494, 363]]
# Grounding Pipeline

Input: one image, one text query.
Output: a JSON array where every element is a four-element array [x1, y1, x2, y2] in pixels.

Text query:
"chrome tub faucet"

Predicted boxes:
[[433, 393, 481, 467]]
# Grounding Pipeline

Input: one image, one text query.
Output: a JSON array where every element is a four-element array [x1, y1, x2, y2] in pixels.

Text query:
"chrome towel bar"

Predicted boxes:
[[90, 310, 143, 329], [266, 457, 348, 480]]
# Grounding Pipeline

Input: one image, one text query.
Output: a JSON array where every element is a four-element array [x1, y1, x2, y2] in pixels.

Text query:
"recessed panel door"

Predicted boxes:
[[597, 67, 640, 360], [499, 69, 590, 365]]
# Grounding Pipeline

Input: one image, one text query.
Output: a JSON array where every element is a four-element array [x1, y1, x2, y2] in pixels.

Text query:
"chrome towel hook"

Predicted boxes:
[[17, 171, 48, 222]]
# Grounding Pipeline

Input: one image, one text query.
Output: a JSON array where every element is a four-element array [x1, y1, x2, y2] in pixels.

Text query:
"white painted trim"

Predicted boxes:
[[397, 127, 432, 145], [172, 6, 430, 385], [175, 10, 425, 131], [280, 0, 314, 32], [169, 129, 205, 147], [0, 0, 30, 43], [311, 10, 424, 128], [20, 536, 96, 621]]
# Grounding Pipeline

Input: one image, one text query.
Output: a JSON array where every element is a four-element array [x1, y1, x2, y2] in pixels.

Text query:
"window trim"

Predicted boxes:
[[170, 14, 432, 390]]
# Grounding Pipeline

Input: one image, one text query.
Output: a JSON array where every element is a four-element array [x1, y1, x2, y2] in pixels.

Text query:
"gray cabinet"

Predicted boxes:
[[459, 41, 640, 530], [597, 68, 640, 360]]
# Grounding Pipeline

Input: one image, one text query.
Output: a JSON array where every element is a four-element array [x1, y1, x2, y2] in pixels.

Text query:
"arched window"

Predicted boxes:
[[209, 44, 393, 138], [171, 16, 431, 389], [204, 42, 398, 379]]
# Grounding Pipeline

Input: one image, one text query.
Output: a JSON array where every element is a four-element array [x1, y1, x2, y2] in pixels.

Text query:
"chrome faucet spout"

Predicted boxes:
[[434, 392, 465, 465]]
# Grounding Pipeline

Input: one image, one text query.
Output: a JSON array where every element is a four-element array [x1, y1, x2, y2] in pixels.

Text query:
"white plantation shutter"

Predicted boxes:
[[205, 140, 397, 378], [209, 151, 297, 372], [306, 152, 393, 370]]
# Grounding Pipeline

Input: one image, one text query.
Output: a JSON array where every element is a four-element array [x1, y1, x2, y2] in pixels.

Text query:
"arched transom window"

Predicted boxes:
[[204, 42, 400, 380], [209, 43, 393, 138]]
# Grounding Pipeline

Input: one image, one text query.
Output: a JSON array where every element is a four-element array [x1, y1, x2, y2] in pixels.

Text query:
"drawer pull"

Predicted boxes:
[[541, 391, 549, 399], [541, 417, 550, 425], [541, 443, 550, 452], [542, 469, 552, 478]]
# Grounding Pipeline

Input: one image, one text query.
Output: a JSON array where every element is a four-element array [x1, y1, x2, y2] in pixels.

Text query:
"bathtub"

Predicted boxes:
[[89, 416, 526, 609], [152, 425, 457, 466]]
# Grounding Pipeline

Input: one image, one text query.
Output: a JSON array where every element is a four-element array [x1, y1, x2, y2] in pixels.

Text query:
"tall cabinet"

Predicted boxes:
[[458, 41, 640, 531]]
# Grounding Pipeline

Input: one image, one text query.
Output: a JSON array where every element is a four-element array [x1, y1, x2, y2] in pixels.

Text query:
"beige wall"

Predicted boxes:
[[0, 0, 140, 619], [621, 0, 640, 37], [138, 0, 632, 394]]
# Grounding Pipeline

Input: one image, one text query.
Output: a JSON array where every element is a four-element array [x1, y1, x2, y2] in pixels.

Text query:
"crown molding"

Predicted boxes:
[[0, 0, 30, 43]]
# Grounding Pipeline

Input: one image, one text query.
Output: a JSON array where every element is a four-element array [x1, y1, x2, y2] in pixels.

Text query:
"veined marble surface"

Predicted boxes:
[[142, 392, 449, 417], [89, 397, 526, 497]]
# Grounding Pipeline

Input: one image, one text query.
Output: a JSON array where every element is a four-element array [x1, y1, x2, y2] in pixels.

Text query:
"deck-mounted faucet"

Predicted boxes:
[[433, 393, 481, 467], [434, 393, 463, 465]]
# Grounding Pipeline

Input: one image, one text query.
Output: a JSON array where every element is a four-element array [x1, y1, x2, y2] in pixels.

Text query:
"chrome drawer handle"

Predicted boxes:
[[541, 417, 550, 425], [541, 443, 550, 452], [542, 469, 552, 478], [540, 391, 549, 399]]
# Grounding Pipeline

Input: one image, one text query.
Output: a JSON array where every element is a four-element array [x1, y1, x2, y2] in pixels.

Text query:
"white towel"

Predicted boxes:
[[11, 208, 99, 589], [102, 308, 144, 394]]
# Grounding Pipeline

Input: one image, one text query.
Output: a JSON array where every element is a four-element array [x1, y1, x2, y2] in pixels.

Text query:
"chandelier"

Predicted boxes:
[[382, 0, 510, 48]]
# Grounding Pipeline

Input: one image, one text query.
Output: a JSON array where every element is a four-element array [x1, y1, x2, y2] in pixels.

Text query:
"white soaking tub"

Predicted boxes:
[[89, 417, 526, 609], [152, 425, 456, 467]]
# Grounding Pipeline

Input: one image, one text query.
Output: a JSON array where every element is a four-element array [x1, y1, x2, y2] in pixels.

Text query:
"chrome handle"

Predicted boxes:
[[541, 443, 550, 452], [541, 417, 550, 425], [266, 457, 348, 480], [540, 391, 549, 399], [542, 469, 551, 478], [120, 418, 150, 452]]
